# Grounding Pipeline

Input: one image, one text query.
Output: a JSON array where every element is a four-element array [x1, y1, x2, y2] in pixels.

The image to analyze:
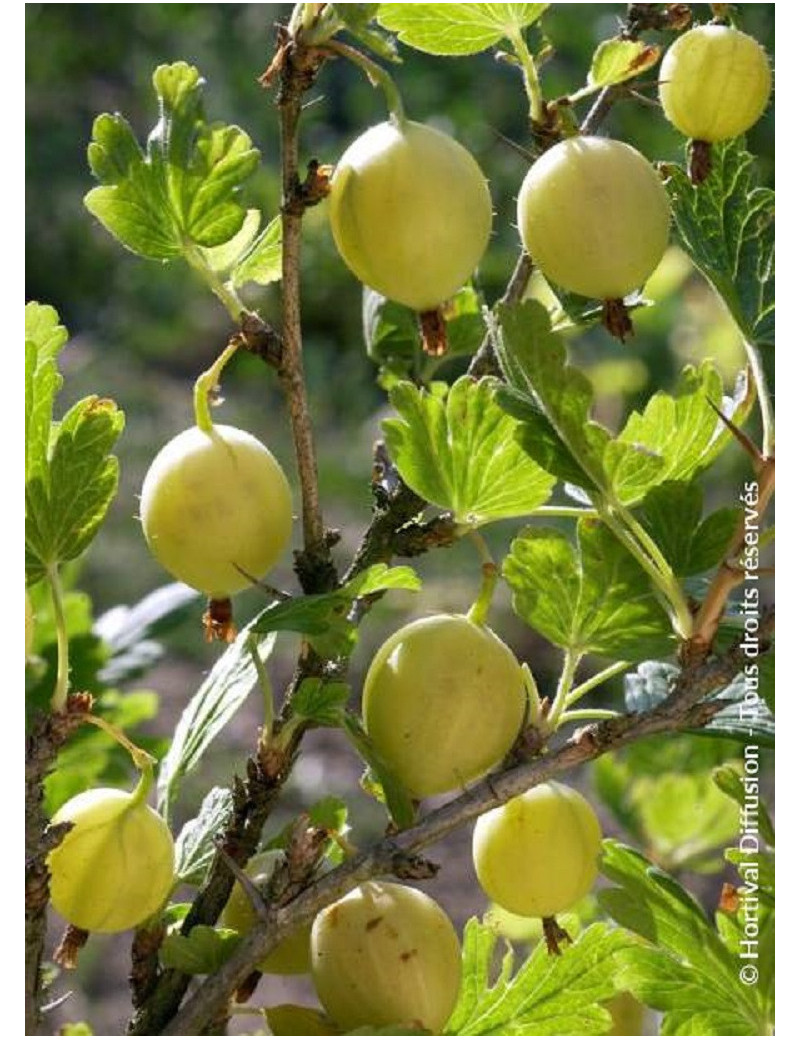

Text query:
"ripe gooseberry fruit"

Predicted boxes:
[[472, 781, 602, 919], [311, 881, 461, 1033], [220, 851, 311, 975], [47, 787, 175, 933], [516, 136, 670, 339], [658, 25, 772, 183], [328, 120, 492, 321], [363, 614, 527, 798], [139, 424, 292, 600]]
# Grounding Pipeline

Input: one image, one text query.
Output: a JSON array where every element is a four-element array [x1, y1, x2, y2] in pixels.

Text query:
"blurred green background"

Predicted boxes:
[[26, 5, 774, 1033]]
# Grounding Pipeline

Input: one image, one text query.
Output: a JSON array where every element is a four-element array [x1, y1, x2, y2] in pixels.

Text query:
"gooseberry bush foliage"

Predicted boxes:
[[25, 3, 775, 1036]]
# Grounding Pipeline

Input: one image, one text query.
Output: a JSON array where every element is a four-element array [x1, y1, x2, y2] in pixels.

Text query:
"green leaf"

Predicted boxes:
[[495, 302, 749, 506], [495, 300, 610, 492], [600, 840, 771, 1035], [445, 919, 639, 1035], [26, 395, 125, 584], [503, 520, 673, 659], [342, 713, 416, 829], [637, 481, 739, 577], [230, 214, 283, 288], [161, 924, 241, 975], [378, 4, 549, 56], [25, 302, 67, 484], [588, 39, 661, 87], [251, 564, 420, 657], [156, 624, 277, 818], [364, 285, 487, 388], [175, 787, 234, 886], [614, 361, 739, 503], [199, 208, 261, 274], [291, 679, 351, 727], [85, 61, 260, 260], [384, 376, 555, 525], [666, 138, 774, 348]]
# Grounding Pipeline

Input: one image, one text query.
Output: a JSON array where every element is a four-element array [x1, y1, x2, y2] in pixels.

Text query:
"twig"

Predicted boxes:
[[163, 637, 759, 1036], [277, 33, 336, 593]]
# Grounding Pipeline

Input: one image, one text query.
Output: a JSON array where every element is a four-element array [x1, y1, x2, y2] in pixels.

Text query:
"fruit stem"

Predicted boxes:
[[325, 41, 406, 127], [546, 648, 583, 732], [47, 564, 70, 713], [566, 659, 631, 707], [507, 26, 544, 126], [743, 339, 775, 457], [81, 713, 158, 776], [193, 339, 241, 433], [466, 530, 498, 627]]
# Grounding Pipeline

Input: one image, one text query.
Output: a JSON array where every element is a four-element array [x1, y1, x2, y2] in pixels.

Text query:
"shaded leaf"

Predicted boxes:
[[342, 713, 416, 829], [666, 138, 774, 348], [638, 481, 739, 577], [161, 925, 241, 975], [156, 624, 277, 818], [175, 787, 234, 886], [713, 765, 774, 846], [378, 4, 549, 56], [252, 564, 420, 657], [503, 520, 673, 659], [384, 376, 555, 525], [291, 679, 351, 727]]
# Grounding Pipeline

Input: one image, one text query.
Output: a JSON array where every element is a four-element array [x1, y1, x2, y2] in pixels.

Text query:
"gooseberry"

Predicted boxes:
[[363, 613, 527, 798], [220, 851, 311, 975], [47, 787, 175, 933], [472, 781, 602, 918], [659, 25, 772, 144], [311, 880, 461, 1033], [139, 423, 293, 599], [516, 136, 671, 310], [328, 120, 493, 313]]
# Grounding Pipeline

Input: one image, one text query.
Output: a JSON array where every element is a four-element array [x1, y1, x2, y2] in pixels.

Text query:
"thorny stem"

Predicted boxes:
[[325, 40, 406, 125], [193, 339, 240, 433], [48, 564, 69, 712], [743, 339, 775, 457], [279, 44, 329, 572]]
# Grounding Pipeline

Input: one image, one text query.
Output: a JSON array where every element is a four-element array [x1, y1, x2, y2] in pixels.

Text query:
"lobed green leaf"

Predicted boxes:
[[85, 61, 260, 261], [378, 3, 549, 56], [384, 375, 555, 526], [588, 38, 660, 87], [446, 919, 639, 1035]]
